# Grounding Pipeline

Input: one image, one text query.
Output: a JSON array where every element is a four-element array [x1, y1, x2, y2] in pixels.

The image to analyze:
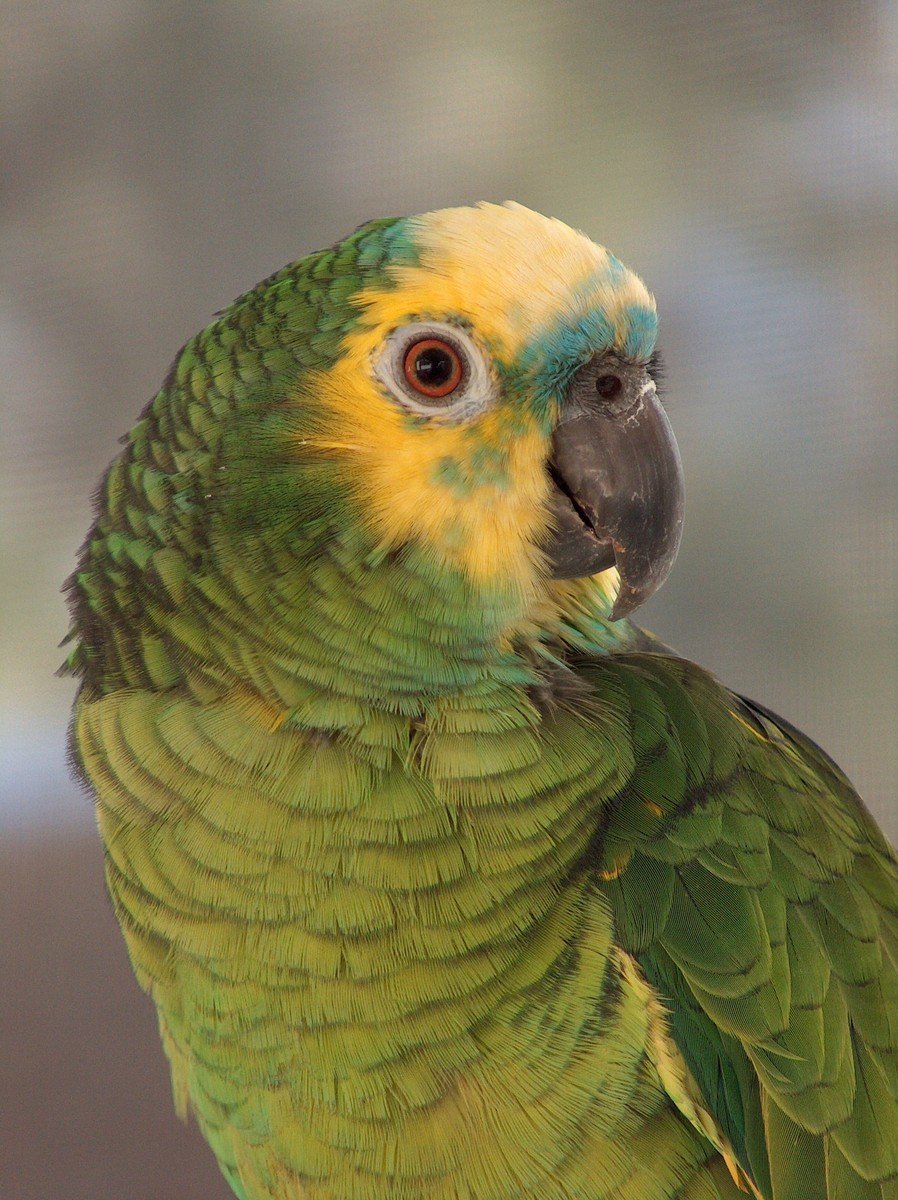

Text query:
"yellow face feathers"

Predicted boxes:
[[288, 203, 656, 598], [301, 346, 552, 588]]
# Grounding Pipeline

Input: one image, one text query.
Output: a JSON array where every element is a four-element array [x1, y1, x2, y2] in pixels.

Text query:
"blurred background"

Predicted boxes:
[[3, 2, 896, 1197]]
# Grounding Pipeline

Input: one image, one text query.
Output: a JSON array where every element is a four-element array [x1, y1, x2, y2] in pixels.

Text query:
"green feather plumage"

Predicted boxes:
[[65, 204, 898, 1200]]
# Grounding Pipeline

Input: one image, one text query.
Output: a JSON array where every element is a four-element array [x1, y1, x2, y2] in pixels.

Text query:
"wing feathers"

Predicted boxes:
[[594, 652, 898, 1199]]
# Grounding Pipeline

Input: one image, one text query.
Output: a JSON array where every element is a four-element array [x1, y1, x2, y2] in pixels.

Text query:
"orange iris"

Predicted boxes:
[[402, 338, 463, 399]]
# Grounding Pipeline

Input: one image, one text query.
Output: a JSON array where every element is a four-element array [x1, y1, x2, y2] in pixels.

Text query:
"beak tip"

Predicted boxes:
[[608, 592, 636, 622], [607, 529, 683, 622]]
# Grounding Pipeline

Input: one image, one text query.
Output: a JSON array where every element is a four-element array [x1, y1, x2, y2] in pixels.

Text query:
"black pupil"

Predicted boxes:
[[415, 346, 455, 388], [596, 373, 623, 399]]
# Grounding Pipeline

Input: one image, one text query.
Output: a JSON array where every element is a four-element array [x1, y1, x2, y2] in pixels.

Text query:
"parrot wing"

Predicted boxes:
[[583, 651, 898, 1200]]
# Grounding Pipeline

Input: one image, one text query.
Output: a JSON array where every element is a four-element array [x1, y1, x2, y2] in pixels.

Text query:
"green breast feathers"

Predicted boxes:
[[65, 202, 898, 1200]]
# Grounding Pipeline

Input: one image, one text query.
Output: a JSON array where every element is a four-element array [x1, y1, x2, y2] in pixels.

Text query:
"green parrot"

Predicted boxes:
[[64, 202, 898, 1200]]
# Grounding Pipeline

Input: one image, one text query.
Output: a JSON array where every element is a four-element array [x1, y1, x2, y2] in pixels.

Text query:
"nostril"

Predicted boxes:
[[595, 374, 623, 400]]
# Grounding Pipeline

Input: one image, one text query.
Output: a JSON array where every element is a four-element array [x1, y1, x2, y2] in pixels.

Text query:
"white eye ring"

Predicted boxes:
[[373, 322, 495, 422]]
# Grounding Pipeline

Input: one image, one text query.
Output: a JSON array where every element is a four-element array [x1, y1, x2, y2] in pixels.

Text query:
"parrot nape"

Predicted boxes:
[[64, 203, 898, 1200]]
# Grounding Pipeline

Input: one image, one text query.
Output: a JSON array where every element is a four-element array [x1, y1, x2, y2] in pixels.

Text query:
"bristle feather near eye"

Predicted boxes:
[[647, 349, 666, 400]]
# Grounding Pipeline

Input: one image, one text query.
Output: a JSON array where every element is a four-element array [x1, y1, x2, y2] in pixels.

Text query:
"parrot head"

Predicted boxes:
[[234, 201, 683, 621], [67, 202, 685, 695]]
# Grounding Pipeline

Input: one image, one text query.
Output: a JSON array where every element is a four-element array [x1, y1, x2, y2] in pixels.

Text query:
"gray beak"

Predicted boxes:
[[546, 370, 685, 620]]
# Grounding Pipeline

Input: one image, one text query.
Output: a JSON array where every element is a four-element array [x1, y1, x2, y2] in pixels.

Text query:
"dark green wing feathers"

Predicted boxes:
[[590, 652, 898, 1200]]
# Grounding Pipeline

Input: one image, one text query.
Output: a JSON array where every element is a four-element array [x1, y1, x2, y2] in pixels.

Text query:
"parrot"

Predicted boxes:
[[63, 201, 898, 1200]]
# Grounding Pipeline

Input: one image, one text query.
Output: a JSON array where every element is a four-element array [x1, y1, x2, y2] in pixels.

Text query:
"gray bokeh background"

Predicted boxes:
[[4, 3, 897, 1198]]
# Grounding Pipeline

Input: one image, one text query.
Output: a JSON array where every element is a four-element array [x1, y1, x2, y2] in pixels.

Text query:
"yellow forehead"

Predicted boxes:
[[357, 201, 655, 362]]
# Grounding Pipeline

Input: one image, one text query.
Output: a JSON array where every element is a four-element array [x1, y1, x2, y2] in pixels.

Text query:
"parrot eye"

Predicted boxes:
[[403, 338, 463, 399], [375, 322, 495, 421]]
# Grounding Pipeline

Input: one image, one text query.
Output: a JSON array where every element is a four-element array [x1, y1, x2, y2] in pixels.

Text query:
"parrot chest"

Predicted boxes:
[[84, 687, 689, 1198], [160, 859, 664, 1200]]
